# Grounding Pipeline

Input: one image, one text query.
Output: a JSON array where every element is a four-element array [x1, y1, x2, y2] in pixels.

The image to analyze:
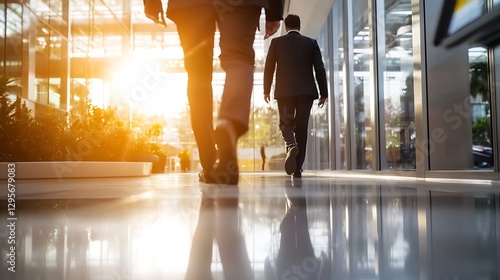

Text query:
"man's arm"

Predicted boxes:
[[312, 40, 328, 99], [263, 39, 277, 103], [264, 0, 284, 39], [143, 0, 167, 27], [265, 0, 284, 22]]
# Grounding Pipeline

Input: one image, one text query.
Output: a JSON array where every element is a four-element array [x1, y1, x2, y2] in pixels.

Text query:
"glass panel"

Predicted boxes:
[[380, 187, 419, 279], [6, 3, 23, 79], [33, 0, 63, 22], [35, 23, 51, 105], [380, 0, 415, 170], [306, 25, 330, 170], [469, 47, 493, 169], [333, 0, 346, 170], [0, 1, 5, 71], [350, 187, 379, 277], [352, 1, 374, 169]]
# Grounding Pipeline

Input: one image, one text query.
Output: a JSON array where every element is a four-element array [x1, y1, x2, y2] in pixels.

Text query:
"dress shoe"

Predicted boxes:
[[292, 170, 302, 178], [284, 145, 299, 175], [211, 119, 239, 184], [198, 169, 216, 184]]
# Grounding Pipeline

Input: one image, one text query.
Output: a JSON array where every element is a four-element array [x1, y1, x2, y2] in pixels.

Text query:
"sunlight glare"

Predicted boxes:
[[112, 56, 188, 118], [132, 215, 191, 274]]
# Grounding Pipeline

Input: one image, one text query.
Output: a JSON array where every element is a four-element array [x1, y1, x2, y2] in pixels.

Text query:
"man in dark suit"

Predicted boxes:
[[145, 0, 283, 184], [263, 14, 328, 178]]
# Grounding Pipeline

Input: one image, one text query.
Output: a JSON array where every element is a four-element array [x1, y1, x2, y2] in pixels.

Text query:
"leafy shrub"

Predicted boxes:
[[0, 75, 164, 162]]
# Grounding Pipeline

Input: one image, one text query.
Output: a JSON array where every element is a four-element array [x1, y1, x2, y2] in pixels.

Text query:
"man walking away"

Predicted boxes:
[[263, 14, 328, 178]]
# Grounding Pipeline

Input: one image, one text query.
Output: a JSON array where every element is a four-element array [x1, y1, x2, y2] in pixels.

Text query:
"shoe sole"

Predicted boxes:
[[284, 147, 299, 175]]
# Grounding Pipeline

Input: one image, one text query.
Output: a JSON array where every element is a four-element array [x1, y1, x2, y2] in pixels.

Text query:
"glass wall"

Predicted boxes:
[[469, 47, 493, 169], [332, 0, 346, 170], [305, 21, 330, 171], [1, 0, 132, 112], [31, 0, 68, 109], [4, 1, 23, 96], [351, 1, 374, 170], [377, 0, 415, 170], [315, 0, 495, 176]]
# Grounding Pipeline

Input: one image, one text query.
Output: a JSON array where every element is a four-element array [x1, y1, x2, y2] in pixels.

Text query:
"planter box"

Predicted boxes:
[[0, 161, 152, 180]]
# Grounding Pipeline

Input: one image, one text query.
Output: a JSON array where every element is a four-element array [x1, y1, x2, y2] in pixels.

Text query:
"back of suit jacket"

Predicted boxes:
[[264, 31, 328, 99], [166, 0, 283, 21]]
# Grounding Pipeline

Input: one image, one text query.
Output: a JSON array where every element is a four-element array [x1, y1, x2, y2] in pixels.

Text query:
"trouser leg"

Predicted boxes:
[[172, 7, 217, 171], [294, 96, 315, 172], [277, 97, 298, 148], [216, 5, 261, 137]]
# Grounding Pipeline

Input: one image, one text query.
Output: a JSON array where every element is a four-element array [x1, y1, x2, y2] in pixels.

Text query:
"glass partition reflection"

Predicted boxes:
[[352, 1, 374, 170], [469, 47, 493, 169], [333, 0, 347, 170], [379, 0, 416, 170]]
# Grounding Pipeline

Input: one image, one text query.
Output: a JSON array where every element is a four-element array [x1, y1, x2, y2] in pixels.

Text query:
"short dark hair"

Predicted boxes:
[[285, 14, 300, 30]]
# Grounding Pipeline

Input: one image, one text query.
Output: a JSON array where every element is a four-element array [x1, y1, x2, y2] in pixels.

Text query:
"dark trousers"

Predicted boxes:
[[277, 96, 315, 173], [169, 5, 261, 171]]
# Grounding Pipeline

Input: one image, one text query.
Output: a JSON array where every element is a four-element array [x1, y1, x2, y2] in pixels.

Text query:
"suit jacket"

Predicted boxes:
[[167, 0, 283, 22], [263, 30, 328, 99]]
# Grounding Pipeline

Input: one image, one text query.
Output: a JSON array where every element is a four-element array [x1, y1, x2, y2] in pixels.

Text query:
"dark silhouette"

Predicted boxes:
[[264, 178, 331, 279], [185, 191, 254, 280], [260, 143, 267, 170], [147, 0, 284, 184], [263, 14, 328, 178]]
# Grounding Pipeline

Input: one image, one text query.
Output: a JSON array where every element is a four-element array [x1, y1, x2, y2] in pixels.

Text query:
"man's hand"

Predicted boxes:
[[264, 93, 271, 104], [264, 21, 281, 39], [144, 0, 167, 27], [318, 97, 327, 108]]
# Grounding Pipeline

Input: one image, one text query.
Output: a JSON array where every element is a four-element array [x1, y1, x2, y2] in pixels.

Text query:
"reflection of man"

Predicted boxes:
[[264, 178, 330, 279], [263, 14, 328, 178], [164, 0, 283, 184], [185, 193, 254, 280]]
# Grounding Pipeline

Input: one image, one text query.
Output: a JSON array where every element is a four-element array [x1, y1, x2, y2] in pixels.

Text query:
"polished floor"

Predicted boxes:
[[1, 171, 500, 280]]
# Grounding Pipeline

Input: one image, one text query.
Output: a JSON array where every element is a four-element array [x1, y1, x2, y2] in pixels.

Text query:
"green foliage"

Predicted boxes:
[[472, 116, 491, 146], [470, 61, 489, 101], [0, 74, 164, 162], [66, 106, 132, 161], [238, 106, 279, 147]]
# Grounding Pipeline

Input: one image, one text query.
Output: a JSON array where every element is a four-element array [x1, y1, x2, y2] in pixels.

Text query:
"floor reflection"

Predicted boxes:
[[185, 189, 253, 280], [0, 173, 499, 280], [264, 178, 331, 280]]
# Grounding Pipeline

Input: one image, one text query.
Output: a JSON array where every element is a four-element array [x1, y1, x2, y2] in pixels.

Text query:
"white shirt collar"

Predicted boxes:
[[286, 29, 300, 34]]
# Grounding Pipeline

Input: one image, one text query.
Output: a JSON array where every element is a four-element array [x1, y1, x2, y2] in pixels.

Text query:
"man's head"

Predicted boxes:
[[284, 14, 300, 32]]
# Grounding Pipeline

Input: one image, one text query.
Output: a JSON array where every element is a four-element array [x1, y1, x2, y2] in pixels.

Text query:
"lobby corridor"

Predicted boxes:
[[1, 172, 499, 280]]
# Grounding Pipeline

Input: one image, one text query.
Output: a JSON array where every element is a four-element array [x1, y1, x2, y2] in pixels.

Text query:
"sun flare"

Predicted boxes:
[[112, 57, 188, 118]]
